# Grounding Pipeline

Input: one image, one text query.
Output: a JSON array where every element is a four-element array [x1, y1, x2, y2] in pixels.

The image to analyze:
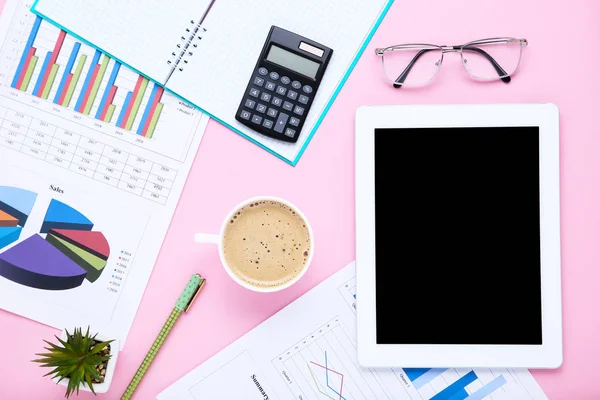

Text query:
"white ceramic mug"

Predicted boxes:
[[195, 196, 314, 292]]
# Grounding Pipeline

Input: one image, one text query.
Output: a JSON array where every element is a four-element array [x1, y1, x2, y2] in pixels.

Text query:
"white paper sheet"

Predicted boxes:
[[0, 0, 209, 349], [158, 262, 548, 400]]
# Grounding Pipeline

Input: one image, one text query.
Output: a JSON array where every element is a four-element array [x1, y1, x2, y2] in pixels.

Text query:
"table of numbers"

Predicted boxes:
[[0, 106, 177, 204]]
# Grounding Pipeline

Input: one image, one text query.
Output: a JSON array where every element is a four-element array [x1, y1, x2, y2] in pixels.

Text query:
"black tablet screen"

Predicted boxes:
[[374, 127, 542, 345]]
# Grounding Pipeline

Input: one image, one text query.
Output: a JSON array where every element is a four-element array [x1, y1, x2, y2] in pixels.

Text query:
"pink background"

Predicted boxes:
[[1, 0, 599, 398]]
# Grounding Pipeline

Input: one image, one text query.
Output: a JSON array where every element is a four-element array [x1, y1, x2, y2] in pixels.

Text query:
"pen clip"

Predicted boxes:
[[176, 274, 206, 313]]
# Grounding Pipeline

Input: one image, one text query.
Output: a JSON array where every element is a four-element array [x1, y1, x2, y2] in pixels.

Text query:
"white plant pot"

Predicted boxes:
[[52, 330, 119, 394]]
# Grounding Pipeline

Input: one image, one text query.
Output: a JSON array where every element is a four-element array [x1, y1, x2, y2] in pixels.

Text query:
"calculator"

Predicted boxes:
[[235, 26, 333, 143]]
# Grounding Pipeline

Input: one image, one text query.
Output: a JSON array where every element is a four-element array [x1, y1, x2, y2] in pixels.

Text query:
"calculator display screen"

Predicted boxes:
[[266, 45, 320, 79]]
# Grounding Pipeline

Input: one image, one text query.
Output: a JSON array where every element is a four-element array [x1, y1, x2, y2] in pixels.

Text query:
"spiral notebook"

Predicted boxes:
[[31, 0, 394, 165]]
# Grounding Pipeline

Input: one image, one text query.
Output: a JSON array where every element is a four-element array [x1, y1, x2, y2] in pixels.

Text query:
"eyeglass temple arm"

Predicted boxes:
[[393, 47, 511, 88]]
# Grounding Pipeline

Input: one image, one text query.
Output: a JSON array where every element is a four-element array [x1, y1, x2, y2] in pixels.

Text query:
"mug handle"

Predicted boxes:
[[194, 233, 220, 244]]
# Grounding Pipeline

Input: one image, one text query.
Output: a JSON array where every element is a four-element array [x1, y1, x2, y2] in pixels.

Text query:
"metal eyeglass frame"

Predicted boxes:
[[374, 37, 528, 88]]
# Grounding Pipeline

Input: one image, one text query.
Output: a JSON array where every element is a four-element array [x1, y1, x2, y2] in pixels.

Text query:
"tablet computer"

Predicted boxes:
[[355, 103, 562, 368]]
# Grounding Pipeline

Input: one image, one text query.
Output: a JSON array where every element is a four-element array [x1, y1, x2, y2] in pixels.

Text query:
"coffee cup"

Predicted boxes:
[[195, 196, 314, 292]]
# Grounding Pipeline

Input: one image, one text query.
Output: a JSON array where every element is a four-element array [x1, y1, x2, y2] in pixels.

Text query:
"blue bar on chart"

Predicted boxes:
[[53, 42, 81, 104], [411, 368, 447, 389], [75, 49, 102, 113], [116, 92, 133, 127], [136, 83, 161, 134], [95, 61, 121, 119], [430, 370, 478, 400], [465, 375, 507, 400], [405, 368, 431, 382], [11, 15, 42, 89], [31, 51, 52, 96]]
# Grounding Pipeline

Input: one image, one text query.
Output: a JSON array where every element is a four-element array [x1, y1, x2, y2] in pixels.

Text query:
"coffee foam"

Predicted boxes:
[[223, 200, 311, 289]]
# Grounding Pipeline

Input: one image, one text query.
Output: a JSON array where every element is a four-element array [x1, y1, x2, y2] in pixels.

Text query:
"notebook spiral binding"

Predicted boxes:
[[167, 19, 207, 73]]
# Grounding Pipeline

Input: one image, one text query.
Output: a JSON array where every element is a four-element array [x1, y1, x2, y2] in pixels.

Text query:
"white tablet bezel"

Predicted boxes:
[[355, 103, 562, 368]]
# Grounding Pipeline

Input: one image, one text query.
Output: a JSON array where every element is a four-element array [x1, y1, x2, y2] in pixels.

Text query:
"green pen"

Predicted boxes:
[[121, 274, 206, 400]]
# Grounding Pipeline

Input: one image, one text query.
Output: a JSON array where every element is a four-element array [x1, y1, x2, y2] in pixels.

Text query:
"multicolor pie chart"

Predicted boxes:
[[0, 186, 110, 290]]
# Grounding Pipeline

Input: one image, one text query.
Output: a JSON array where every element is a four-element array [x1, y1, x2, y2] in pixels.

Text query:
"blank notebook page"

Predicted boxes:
[[33, 0, 214, 84], [167, 0, 389, 161]]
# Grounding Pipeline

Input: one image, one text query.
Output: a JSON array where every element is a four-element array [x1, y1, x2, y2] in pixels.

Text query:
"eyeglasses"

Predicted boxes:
[[375, 37, 528, 88]]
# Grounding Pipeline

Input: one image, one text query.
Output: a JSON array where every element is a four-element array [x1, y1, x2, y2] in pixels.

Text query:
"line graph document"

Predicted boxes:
[[0, 0, 209, 349], [158, 262, 548, 400]]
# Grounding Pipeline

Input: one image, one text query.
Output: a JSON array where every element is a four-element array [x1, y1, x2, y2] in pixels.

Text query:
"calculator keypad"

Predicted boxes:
[[237, 66, 316, 142]]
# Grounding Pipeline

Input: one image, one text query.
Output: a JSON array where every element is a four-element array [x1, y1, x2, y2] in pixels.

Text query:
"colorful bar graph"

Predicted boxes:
[[34, 30, 66, 98], [125, 77, 148, 130], [53, 42, 81, 104], [116, 92, 133, 127], [83, 55, 110, 115], [75, 50, 101, 113], [411, 368, 447, 389], [96, 61, 121, 119], [11, 15, 42, 89], [146, 103, 163, 139], [20, 55, 38, 93], [63, 54, 87, 107], [10, 19, 164, 138], [431, 371, 478, 400]]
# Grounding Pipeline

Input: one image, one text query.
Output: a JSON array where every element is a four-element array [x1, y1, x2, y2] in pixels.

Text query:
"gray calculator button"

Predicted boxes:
[[258, 67, 268, 76], [287, 90, 298, 100], [293, 105, 305, 116], [284, 128, 296, 138], [269, 71, 280, 80], [249, 88, 260, 97], [283, 101, 293, 111], [251, 115, 263, 124], [299, 95, 309, 105], [274, 112, 289, 133], [256, 103, 267, 113], [289, 117, 300, 127], [281, 76, 291, 85], [267, 108, 278, 118], [265, 81, 276, 91], [302, 85, 313, 94], [244, 99, 256, 109], [260, 92, 271, 102], [276, 86, 287, 95], [292, 80, 302, 89], [253, 77, 264, 86], [263, 119, 274, 129], [272, 97, 283, 106], [240, 110, 251, 120]]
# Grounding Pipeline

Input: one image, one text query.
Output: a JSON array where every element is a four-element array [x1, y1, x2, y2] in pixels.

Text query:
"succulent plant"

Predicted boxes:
[[33, 327, 113, 398]]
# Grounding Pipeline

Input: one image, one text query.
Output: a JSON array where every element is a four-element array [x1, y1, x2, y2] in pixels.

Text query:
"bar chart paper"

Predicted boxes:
[[0, 0, 210, 348]]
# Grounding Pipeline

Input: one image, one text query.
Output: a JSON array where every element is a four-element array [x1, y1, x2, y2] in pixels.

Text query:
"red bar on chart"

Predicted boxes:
[[99, 86, 118, 120], [119, 75, 144, 129], [16, 47, 36, 90], [78, 64, 100, 113], [35, 30, 66, 97], [58, 73, 73, 105], [142, 86, 164, 136]]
